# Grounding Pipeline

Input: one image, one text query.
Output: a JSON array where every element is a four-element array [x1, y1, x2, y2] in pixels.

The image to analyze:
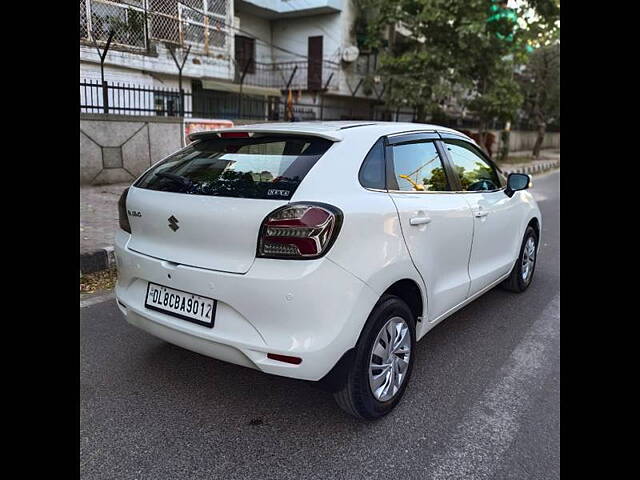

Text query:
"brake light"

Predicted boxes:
[[118, 187, 131, 233], [219, 131, 251, 138], [257, 203, 343, 259]]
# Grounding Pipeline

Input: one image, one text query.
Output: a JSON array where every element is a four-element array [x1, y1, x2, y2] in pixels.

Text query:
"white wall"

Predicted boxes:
[[80, 62, 186, 91], [269, 2, 376, 100], [237, 11, 274, 63], [271, 13, 343, 63], [80, 41, 233, 86]]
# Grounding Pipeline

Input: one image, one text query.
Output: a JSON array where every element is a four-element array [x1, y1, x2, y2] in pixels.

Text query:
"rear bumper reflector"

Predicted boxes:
[[267, 353, 302, 365]]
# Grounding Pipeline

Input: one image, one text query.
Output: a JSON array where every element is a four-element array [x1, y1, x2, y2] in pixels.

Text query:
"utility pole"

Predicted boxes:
[[167, 44, 192, 117], [319, 72, 334, 121], [284, 66, 298, 121], [92, 30, 115, 114], [237, 60, 252, 119]]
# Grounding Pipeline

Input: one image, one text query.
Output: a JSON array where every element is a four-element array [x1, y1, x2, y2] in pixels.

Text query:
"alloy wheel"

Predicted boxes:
[[521, 236, 536, 282], [368, 316, 411, 402]]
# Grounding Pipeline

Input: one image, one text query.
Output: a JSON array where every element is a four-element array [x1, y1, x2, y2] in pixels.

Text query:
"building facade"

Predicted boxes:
[[80, 0, 396, 121]]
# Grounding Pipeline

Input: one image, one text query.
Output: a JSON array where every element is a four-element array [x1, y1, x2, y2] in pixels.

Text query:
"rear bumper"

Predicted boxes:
[[114, 230, 378, 381]]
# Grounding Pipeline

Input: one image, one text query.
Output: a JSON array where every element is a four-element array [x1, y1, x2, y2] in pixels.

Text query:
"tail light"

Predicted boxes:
[[257, 203, 343, 259], [118, 187, 131, 233]]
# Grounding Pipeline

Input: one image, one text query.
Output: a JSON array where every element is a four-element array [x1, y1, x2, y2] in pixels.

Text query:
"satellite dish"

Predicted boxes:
[[342, 46, 360, 63]]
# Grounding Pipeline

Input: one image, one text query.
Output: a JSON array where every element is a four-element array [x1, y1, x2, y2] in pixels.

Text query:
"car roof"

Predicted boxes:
[[188, 121, 473, 143]]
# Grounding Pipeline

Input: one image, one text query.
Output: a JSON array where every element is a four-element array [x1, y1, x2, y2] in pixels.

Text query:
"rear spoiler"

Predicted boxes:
[[188, 128, 343, 143]]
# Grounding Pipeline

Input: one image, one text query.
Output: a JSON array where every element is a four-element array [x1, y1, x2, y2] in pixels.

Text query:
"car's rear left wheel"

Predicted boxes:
[[333, 295, 416, 420]]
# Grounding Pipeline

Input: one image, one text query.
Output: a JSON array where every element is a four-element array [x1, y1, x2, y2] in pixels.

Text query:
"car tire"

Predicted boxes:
[[501, 225, 538, 293], [333, 295, 416, 420]]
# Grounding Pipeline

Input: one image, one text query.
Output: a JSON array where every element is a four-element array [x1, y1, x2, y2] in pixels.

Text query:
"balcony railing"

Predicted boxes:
[[233, 60, 340, 92]]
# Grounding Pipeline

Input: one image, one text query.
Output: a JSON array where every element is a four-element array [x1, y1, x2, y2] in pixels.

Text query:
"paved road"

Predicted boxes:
[[80, 170, 560, 480]]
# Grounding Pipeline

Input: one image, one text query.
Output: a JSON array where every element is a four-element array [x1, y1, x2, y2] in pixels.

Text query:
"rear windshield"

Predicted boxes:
[[134, 134, 333, 200]]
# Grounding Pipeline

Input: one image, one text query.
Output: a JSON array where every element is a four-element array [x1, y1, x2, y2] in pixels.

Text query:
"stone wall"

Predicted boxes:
[[80, 114, 183, 185], [492, 130, 560, 155]]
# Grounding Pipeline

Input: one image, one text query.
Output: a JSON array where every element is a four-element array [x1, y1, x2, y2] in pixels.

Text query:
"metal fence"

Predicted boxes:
[[79, 79, 559, 131], [80, 79, 193, 116], [79, 79, 416, 120]]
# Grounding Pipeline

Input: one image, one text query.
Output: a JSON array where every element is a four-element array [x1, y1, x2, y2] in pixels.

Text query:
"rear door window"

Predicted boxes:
[[391, 141, 451, 192], [134, 134, 333, 200]]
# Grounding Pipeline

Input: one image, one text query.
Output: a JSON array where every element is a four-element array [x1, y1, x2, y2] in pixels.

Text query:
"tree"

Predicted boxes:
[[353, 0, 486, 122], [454, 0, 558, 151], [519, 43, 560, 158], [352, 0, 560, 152]]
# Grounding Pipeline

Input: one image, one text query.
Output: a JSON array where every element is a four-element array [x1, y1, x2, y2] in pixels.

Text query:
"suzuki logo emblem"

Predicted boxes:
[[168, 215, 180, 232]]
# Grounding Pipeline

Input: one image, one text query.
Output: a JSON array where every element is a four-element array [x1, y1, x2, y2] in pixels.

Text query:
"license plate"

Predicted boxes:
[[145, 282, 216, 328]]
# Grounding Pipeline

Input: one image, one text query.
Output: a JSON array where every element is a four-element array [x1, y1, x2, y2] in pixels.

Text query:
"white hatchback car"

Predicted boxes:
[[115, 121, 541, 419]]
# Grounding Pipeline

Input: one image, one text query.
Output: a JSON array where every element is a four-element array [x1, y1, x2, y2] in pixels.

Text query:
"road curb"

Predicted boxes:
[[80, 246, 115, 274], [80, 290, 116, 309], [502, 159, 560, 176]]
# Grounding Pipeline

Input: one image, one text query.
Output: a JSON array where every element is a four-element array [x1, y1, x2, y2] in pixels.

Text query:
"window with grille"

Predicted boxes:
[[87, 0, 147, 49], [81, 1, 230, 51], [148, 0, 180, 44], [80, 0, 88, 39], [178, 0, 227, 51]]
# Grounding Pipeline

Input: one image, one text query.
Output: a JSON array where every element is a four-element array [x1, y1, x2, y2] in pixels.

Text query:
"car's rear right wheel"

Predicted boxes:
[[333, 295, 416, 420]]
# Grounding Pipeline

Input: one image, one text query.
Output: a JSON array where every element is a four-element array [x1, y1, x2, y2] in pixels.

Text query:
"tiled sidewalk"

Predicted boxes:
[[498, 150, 560, 175], [80, 183, 129, 273]]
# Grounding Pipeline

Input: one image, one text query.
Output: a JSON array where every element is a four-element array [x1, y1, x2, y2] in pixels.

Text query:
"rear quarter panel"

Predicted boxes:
[[292, 130, 427, 322]]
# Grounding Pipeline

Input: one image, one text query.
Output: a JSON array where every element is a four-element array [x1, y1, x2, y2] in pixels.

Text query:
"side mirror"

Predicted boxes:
[[505, 173, 532, 198]]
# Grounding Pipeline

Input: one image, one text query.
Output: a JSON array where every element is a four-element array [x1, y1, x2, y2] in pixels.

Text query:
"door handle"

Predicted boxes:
[[410, 216, 432, 226], [474, 210, 489, 218]]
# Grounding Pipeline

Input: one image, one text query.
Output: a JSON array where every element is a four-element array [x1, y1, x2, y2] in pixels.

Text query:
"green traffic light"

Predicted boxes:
[[487, 1, 518, 42]]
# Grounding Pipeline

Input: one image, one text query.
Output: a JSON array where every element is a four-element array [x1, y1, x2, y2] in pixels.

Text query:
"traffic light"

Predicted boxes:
[[487, 0, 518, 42]]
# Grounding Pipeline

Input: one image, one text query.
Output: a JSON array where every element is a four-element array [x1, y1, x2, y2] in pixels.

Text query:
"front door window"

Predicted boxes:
[[443, 140, 502, 191]]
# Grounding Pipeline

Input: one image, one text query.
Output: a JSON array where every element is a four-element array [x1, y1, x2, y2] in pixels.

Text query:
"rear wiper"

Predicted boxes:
[[155, 171, 193, 188]]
